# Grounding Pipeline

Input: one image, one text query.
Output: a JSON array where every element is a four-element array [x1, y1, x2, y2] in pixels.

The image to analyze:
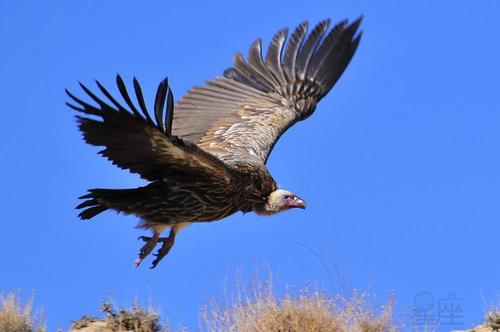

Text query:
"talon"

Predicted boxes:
[[149, 230, 176, 268], [134, 233, 160, 267], [150, 258, 161, 269]]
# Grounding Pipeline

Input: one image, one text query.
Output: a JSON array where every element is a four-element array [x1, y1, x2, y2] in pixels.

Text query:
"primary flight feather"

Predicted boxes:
[[68, 17, 363, 268]]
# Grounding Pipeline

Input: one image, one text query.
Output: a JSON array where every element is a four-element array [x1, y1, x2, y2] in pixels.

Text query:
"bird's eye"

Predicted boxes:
[[283, 195, 289, 199]]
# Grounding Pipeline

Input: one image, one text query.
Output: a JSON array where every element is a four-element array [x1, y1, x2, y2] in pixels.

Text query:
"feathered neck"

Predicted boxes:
[[253, 201, 281, 216]]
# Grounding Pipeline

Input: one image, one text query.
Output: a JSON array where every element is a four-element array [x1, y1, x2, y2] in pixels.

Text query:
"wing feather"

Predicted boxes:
[[265, 28, 288, 85], [295, 19, 330, 81], [230, 52, 274, 92], [165, 86, 174, 136], [116, 75, 145, 119], [307, 19, 348, 79], [283, 21, 308, 82], [133, 77, 154, 123], [173, 17, 363, 165], [247, 40, 280, 89], [95, 79, 130, 116], [68, 76, 237, 182], [153, 78, 169, 133]]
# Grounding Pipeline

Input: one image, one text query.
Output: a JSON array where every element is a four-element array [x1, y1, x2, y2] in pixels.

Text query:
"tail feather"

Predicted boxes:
[[76, 184, 163, 220], [78, 205, 107, 220]]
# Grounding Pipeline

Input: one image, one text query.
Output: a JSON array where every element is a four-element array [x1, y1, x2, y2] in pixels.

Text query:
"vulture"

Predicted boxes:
[[67, 17, 363, 268]]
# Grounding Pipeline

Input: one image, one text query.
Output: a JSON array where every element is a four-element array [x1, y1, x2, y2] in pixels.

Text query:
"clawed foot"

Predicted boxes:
[[134, 233, 159, 268], [134, 231, 176, 268], [150, 234, 175, 269]]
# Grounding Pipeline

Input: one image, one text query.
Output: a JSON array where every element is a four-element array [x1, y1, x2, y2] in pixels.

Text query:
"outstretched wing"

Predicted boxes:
[[173, 17, 363, 165], [67, 75, 238, 183]]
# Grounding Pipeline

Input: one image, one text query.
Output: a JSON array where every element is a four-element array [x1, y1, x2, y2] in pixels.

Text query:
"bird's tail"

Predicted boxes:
[[76, 183, 163, 220]]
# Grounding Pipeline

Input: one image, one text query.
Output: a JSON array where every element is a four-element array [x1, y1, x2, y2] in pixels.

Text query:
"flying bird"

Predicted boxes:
[[67, 17, 363, 268]]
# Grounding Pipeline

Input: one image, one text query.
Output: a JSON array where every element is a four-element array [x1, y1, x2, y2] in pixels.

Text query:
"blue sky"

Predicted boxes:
[[1, 0, 499, 330]]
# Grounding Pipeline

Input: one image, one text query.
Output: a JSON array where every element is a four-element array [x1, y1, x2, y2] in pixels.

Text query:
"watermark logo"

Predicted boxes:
[[412, 291, 464, 330]]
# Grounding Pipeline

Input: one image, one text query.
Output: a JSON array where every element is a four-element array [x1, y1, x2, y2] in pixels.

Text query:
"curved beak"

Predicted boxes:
[[291, 197, 306, 209]]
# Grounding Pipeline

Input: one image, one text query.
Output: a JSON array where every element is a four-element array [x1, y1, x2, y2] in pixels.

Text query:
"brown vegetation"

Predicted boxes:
[[202, 287, 396, 332], [2, 287, 498, 331], [0, 292, 45, 332], [70, 285, 396, 332], [486, 309, 500, 331], [70, 301, 167, 332]]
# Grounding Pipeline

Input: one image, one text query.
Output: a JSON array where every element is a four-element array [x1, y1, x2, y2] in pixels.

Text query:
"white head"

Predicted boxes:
[[256, 189, 306, 216]]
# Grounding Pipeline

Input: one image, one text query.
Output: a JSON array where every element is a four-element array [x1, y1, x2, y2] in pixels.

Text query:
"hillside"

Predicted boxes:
[[2, 288, 499, 331]]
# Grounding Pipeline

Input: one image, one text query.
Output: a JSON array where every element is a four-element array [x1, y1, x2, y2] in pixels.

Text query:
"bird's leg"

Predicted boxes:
[[150, 228, 176, 269], [134, 232, 160, 268]]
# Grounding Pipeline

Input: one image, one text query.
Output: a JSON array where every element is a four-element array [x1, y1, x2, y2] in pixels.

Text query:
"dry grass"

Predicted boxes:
[[71, 301, 168, 332], [0, 292, 45, 332], [486, 308, 500, 331], [2, 286, 499, 332], [201, 286, 396, 332], [8, 283, 499, 332]]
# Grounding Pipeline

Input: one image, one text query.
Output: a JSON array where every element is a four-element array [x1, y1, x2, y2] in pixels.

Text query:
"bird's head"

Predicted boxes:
[[255, 189, 306, 215]]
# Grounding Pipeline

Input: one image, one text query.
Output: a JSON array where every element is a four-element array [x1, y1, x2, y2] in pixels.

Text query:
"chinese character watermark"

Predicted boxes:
[[412, 291, 464, 331]]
